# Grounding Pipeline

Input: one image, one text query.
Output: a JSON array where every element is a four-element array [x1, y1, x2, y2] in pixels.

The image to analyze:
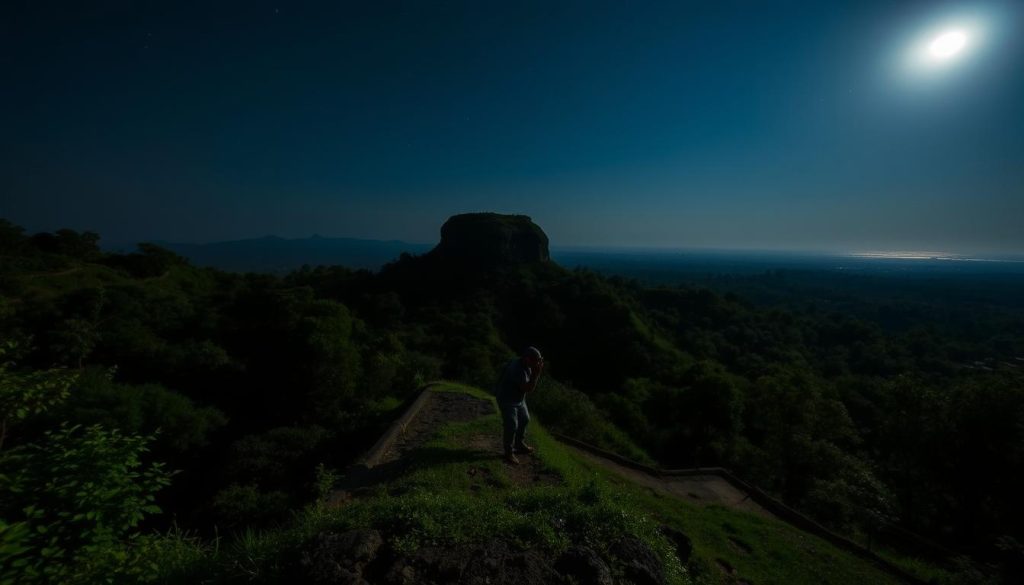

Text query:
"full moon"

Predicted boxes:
[[896, 13, 994, 79], [929, 30, 968, 60]]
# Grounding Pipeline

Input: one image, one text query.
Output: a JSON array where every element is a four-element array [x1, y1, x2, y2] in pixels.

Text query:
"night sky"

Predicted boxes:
[[3, 1, 1023, 253]]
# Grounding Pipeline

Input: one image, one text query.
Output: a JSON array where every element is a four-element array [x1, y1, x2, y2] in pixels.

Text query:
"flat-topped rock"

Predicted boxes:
[[430, 213, 550, 265]]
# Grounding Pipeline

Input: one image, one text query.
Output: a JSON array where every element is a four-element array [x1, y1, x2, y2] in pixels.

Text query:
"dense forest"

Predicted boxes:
[[1, 215, 1022, 583]]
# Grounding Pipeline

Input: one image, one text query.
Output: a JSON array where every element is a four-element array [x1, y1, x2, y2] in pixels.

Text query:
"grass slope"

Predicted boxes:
[[153, 382, 904, 584]]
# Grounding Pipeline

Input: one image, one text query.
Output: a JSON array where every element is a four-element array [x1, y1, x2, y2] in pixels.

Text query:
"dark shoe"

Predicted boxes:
[[504, 452, 520, 465], [514, 443, 535, 454]]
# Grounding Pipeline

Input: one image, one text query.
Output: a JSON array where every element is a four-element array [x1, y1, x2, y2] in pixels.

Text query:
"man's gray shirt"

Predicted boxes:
[[495, 358, 531, 405]]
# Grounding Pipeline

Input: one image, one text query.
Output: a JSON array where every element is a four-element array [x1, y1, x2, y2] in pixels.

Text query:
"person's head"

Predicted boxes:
[[522, 346, 543, 369]]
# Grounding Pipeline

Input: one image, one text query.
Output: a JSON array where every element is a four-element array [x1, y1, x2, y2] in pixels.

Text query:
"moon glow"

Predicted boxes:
[[928, 30, 968, 61], [896, 13, 992, 80]]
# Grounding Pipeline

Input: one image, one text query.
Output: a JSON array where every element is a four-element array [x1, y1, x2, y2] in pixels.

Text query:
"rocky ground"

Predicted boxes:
[[300, 527, 691, 585]]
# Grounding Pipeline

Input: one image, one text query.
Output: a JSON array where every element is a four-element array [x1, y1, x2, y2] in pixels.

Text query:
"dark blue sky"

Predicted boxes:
[[3, 1, 1023, 253]]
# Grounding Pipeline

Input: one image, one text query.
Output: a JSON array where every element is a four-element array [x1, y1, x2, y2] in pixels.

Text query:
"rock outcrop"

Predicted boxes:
[[299, 531, 671, 585], [430, 213, 550, 266]]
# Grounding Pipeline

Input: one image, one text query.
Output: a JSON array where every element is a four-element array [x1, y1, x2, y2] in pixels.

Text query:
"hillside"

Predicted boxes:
[[2, 216, 1020, 583], [157, 383, 906, 584]]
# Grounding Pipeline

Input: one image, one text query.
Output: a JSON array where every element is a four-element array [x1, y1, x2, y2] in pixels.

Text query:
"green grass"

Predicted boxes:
[[150, 382, 911, 584], [874, 547, 964, 584]]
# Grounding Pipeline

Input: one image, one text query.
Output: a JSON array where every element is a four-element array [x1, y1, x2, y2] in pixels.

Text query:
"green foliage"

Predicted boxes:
[[145, 384, 914, 585], [0, 347, 173, 583], [393, 350, 443, 392], [128, 528, 217, 585], [101, 243, 188, 278], [0, 220, 27, 255], [226, 426, 334, 488], [211, 485, 290, 529], [62, 368, 227, 454], [29, 229, 101, 261], [0, 424, 170, 584], [180, 387, 691, 583], [0, 343, 76, 450], [529, 376, 654, 464], [312, 464, 338, 503], [213, 426, 336, 526], [50, 318, 100, 368], [803, 453, 897, 533], [297, 299, 362, 413]]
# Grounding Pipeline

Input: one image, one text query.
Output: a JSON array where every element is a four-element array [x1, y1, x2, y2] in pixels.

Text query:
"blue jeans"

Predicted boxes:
[[499, 401, 530, 454]]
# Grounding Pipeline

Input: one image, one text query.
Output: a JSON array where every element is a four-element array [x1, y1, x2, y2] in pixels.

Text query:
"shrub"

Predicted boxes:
[[0, 425, 170, 583]]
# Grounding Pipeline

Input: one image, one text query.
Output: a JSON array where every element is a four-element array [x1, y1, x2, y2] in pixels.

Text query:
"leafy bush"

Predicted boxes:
[[0, 348, 172, 583], [0, 342, 76, 450], [211, 484, 290, 529], [225, 426, 334, 489], [0, 424, 170, 583], [63, 368, 227, 454], [529, 376, 653, 464]]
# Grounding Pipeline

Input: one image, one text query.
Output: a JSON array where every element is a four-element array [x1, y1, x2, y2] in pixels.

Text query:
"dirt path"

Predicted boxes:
[[464, 431, 561, 487], [329, 388, 919, 585], [338, 389, 767, 517], [382, 391, 558, 486], [566, 445, 773, 519], [332, 391, 555, 503], [378, 391, 494, 464]]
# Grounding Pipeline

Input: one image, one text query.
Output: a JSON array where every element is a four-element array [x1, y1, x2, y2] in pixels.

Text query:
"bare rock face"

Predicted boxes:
[[297, 530, 676, 585], [609, 536, 668, 585], [380, 539, 559, 585], [659, 524, 693, 563], [555, 545, 614, 585], [431, 213, 550, 265], [301, 529, 383, 584]]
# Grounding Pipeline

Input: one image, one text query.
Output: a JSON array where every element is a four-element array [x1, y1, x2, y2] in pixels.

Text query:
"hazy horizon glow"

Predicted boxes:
[[3, 1, 1023, 254]]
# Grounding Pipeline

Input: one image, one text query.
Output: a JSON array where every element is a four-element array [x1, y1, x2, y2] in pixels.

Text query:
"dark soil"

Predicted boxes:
[[330, 391, 557, 504], [380, 391, 559, 488], [465, 432, 561, 487], [381, 391, 494, 463]]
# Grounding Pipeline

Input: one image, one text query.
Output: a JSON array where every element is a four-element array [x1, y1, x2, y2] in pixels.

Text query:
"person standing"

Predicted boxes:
[[494, 347, 544, 464]]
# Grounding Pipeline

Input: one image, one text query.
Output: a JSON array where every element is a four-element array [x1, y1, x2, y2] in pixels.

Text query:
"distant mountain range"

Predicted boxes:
[[109, 235, 434, 273]]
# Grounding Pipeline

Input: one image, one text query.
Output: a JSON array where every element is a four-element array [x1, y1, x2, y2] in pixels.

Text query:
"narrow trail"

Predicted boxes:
[[566, 445, 773, 518], [329, 386, 925, 584], [377, 391, 493, 464], [330, 390, 556, 503], [336, 388, 767, 518]]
